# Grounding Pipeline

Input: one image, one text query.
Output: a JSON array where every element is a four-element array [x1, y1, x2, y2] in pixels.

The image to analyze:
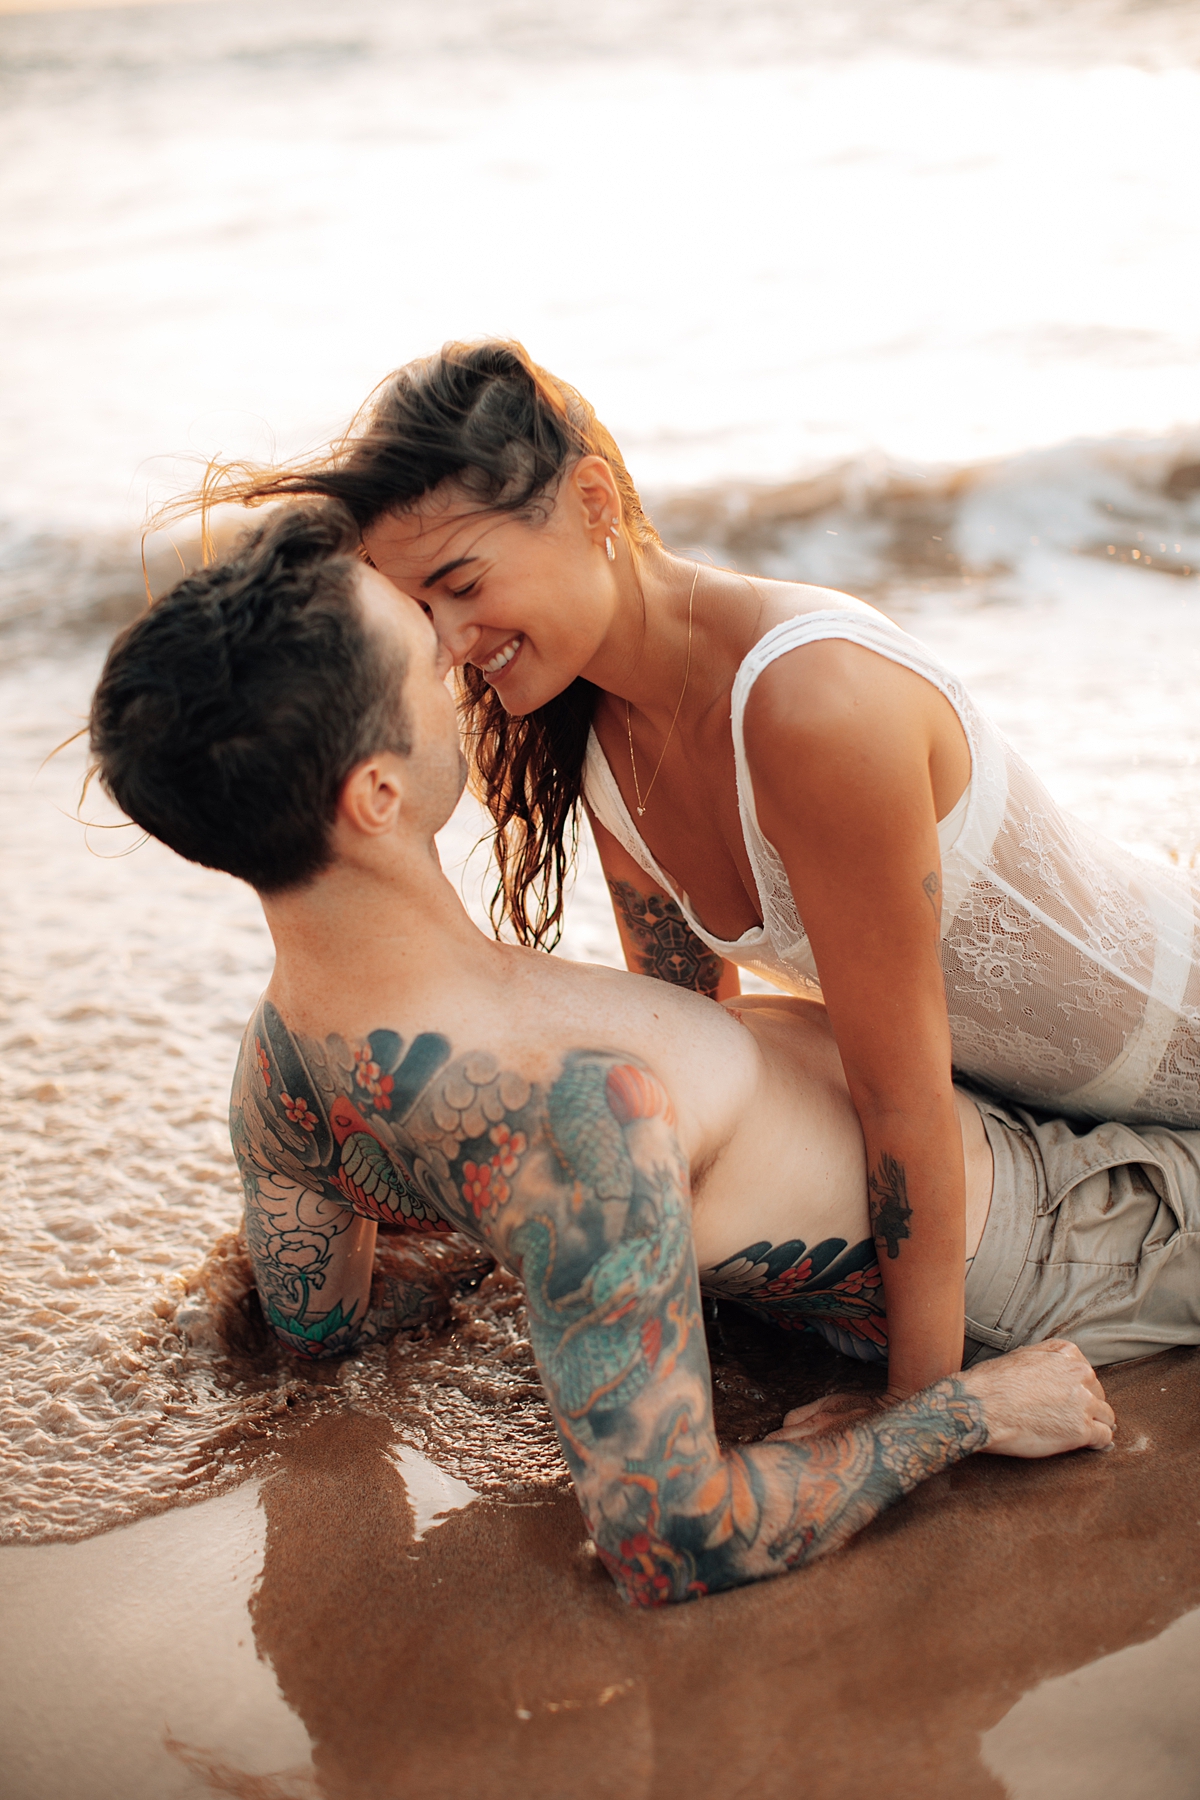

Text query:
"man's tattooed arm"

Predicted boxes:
[[607, 877, 726, 999], [236, 1162, 487, 1357], [460, 1051, 985, 1602], [230, 1014, 490, 1358], [234, 1001, 987, 1598]]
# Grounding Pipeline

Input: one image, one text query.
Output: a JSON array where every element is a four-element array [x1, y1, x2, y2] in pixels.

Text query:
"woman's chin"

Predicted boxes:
[[492, 687, 540, 719], [485, 664, 579, 717]]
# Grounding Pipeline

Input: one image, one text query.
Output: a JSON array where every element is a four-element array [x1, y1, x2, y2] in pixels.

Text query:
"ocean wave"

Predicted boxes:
[[651, 428, 1200, 594], [3, 0, 1199, 87], [0, 515, 239, 647], [4, 428, 1197, 651]]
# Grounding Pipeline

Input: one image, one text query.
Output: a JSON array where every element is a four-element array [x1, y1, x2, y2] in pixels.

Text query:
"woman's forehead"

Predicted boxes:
[[363, 499, 513, 574]]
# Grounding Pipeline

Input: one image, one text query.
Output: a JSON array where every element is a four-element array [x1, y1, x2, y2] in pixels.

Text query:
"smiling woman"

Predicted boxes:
[[204, 341, 654, 949], [194, 336, 1200, 1419]]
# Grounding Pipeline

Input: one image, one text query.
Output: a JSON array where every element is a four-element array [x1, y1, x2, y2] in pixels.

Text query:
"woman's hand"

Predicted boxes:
[[765, 1391, 892, 1443]]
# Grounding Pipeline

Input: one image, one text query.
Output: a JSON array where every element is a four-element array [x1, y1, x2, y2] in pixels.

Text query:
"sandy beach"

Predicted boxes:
[[5, 548, 1200, 1798], [4, 0, 1200, 1790], [5, 1332, 1200, 1800]]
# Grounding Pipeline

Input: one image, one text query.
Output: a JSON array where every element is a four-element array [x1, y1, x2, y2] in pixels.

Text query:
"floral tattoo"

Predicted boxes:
[[232, 1002, 986, 1604]]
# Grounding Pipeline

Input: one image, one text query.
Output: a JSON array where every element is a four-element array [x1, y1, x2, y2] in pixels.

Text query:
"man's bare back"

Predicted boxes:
[[234, 946, 1011, 1605], [236, 959, 993, 1366]]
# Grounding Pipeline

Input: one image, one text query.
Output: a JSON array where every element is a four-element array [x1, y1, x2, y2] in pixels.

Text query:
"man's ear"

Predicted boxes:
[[337, 754, 407, 838]]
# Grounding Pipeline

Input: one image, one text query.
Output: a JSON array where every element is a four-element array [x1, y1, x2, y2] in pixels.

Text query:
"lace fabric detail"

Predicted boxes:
[[585, 606, 1200, 1127]]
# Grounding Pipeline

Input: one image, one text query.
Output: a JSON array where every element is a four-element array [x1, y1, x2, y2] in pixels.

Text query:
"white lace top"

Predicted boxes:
[[584, 608, 1200, 1127]]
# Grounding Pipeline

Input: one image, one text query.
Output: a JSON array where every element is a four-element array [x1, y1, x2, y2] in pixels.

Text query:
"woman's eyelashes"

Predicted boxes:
[[449, 579, 479, 598]]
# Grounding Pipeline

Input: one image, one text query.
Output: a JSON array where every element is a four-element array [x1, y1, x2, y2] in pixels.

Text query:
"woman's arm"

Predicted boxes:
[[587, 807, 741, 1000], [742, 638, 970, 1398]]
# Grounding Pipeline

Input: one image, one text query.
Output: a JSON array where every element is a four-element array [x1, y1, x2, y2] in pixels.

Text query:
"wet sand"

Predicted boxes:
[[4, 1324, 1199, 1800], [5, 1, 1200, 1785], [5, 565, 1200, 1791]]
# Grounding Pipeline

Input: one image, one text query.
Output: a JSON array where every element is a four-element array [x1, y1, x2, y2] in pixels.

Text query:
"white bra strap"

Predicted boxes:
[[728, 607, 990, 934]]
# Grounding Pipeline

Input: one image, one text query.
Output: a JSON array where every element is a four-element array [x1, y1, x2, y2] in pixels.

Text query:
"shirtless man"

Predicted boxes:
[[94, 502, 1200, 1607]]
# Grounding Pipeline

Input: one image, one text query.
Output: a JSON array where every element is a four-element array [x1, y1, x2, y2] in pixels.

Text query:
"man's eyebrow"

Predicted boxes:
[[422, 556, 478, 590]]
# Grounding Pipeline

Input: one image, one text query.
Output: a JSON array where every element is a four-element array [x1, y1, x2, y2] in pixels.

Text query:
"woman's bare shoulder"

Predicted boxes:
[[737, 590, 968, 818], [748, 577, 882, 631], [744, 626, 922, 745], [704, 572, 930, 764]]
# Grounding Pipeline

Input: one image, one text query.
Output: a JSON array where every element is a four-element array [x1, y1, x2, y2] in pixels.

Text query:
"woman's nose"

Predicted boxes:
[[430, 609, 482, 668]]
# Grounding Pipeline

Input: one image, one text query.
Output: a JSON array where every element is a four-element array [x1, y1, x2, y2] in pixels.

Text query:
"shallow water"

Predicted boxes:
[[4, 551, 1200, 1544], [3, 0, 1200, 1549], [4, 1347, 1199, 1799]]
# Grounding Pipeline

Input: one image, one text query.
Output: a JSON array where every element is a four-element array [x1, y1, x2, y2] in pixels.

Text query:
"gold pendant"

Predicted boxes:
[[637, 806, 645, 816]]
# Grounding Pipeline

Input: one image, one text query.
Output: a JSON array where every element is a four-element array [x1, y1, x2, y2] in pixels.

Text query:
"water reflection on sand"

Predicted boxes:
[[0, 1481, 314, 1800], [983, 1603, 1200, 1800], [5, 1347, 1200, 1800]]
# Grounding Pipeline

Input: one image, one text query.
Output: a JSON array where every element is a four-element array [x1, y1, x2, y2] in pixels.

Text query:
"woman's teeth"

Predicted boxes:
[[479, 635, 522, 677]]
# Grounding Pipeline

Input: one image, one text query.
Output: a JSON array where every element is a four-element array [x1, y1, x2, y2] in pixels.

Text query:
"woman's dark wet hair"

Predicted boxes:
[[199, 339, 660, 948], [89, 501, 411, 894]]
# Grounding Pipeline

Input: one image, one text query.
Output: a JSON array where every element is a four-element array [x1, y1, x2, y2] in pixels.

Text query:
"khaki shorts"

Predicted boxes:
[[962, 1090, 1200, 1368]]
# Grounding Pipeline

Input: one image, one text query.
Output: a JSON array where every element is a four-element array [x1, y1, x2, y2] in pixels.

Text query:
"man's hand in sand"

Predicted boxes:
[[767, 1340, 1114, 1459], [967, 1340, 1115, 1456]]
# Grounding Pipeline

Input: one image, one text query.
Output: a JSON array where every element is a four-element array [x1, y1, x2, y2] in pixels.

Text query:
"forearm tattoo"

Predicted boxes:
[[232, 1002, 984, 1603], [755, 1378, 986, 1569], [607, 877, 724, 998], [868, 1151, 913, 1260]]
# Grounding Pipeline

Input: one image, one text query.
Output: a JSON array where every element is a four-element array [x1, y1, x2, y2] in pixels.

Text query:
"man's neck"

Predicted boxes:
[[259, 835, 499, 1018]]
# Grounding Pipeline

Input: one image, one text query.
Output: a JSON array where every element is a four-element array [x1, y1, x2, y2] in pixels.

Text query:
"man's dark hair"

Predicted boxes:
[[89, 500, 410, 893]]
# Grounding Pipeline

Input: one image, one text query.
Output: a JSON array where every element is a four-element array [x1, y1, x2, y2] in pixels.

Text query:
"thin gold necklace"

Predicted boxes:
[[625, 563, 700, 818]]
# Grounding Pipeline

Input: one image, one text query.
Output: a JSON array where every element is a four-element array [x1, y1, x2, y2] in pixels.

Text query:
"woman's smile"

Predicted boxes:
[[475, 632, 524, 682]]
